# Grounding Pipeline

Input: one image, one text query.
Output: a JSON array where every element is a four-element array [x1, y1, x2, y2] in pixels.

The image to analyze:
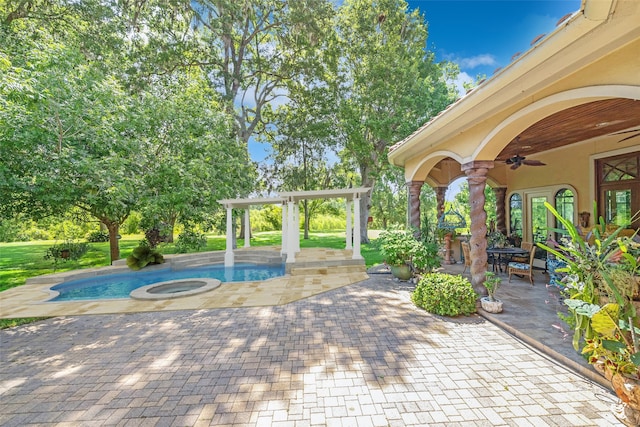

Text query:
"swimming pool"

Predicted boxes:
[[49, 263, 286, 301]]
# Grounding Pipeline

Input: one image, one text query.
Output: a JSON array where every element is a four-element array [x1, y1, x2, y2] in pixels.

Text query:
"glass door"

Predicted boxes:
[[525, 192, 552, 246]]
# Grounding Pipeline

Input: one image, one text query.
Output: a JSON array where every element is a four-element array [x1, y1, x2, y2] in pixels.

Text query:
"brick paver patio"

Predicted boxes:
[[1, 275, 622, 426]]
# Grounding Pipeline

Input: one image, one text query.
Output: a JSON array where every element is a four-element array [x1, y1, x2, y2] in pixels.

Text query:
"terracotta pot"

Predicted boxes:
[[612, 373, 640, 426], [480, 296, 503, 313], [390, 264, 412, 281]]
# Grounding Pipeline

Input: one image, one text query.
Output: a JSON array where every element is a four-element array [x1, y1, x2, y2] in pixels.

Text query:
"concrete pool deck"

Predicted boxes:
[[0, 247, 368, 319]]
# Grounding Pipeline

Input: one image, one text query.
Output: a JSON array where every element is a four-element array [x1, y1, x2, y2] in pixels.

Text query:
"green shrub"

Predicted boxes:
[[126, 242, 165, 271], [412, 273, 478, 316], [86, 230, 109, 242], [175, 229, 207, 253], [121, 211, 142, 235], [44, 241, 90, 269]]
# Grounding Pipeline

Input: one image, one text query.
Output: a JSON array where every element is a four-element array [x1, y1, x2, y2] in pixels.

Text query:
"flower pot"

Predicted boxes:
[[611, 373, 640, 426], [480, 296, 503, 313], [390, 264, 412, 281]]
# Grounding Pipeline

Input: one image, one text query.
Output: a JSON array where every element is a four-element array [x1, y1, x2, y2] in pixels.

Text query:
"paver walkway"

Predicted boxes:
[[1, 275, 623, 426]]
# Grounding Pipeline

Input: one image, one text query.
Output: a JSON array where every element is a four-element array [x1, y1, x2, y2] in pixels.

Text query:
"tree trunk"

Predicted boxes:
[[104, 221, 120, 264], [303, 200, 310, 240], [167, 214, 177, 243], [359, 166, 376, 244]]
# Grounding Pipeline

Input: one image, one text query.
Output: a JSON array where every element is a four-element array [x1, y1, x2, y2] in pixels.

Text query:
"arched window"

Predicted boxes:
[[509, 193, 522, 237], [555, 189, 574, 237]]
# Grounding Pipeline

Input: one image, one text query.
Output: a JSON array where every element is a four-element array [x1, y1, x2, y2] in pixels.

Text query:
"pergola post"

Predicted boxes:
[[345, 200, 353, 249], [243, 208, 251, 248], [294, 203, 301, 253], [281, 202, 288, 255], [352, 194, 363, 259], [224, 206, 234, 267], [462, 161, 494, 294], [286, 199, 296, 263]]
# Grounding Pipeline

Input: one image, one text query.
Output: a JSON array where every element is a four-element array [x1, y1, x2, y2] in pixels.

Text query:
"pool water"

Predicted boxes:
[[49, 263, 285, 301]]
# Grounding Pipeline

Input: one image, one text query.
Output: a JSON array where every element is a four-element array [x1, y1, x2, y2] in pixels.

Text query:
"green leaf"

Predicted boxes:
[[631, 352, 640, 366], [591, 303, 620, 336], [602, 339, 626, 353]]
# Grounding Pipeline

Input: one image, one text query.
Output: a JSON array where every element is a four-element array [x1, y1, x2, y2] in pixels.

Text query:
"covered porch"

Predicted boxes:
[[388, 0, 640, 293]]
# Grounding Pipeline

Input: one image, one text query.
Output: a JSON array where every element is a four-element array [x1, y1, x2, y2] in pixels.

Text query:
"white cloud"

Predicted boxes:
[[457, 54, 497, 70], [448, 71, 474, 97]]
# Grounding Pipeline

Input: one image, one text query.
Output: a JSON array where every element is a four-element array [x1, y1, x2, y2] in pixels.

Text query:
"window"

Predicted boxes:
[[597, 151, 640, 228], [509, 193, 522, 237], [555, 188, 574, 238]]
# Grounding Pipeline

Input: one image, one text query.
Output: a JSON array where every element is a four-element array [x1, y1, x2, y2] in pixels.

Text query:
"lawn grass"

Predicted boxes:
[[0, 230, 383, 328]]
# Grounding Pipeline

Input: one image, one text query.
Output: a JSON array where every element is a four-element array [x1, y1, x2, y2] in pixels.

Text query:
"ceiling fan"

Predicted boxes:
[[505, 154, 546, 170], [611, 128, 640, 143]]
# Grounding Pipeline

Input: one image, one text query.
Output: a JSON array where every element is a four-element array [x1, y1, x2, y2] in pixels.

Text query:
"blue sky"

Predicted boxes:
[[407, 0, 581, 92]]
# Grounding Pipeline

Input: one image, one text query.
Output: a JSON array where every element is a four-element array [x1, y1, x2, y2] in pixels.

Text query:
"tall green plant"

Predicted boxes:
[[537, 201, 640, 375]]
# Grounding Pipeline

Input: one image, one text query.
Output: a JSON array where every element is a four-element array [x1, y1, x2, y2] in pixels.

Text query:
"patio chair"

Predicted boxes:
[[508, 246, 536, 285], [510, 241, 533, 263], [461, 242, 471, 274]]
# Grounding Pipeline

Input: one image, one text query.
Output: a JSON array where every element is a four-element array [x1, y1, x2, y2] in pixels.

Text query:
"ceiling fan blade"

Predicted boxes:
[[522, 160, 546, 166], [611, 128, 640, 135], [619, 133, 640, 143], [510, 163, 520, 170]]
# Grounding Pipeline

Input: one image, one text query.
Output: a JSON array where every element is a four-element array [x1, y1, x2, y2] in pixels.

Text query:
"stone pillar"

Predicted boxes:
[[407, 181, 424, 236], [224, 206, 234, 267], [462, 161, 494, 294], [494, 187, 507, 236], [435, 186, 447, 219]]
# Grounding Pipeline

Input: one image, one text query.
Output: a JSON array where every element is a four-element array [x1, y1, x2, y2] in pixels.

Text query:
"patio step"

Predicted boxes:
[[288, 264, 366, 276]]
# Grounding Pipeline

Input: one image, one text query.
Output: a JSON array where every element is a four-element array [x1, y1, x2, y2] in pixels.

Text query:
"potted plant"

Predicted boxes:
[[487, 231, 508, 248], [538, 202, 640, 425], [377, 229, 440, 280], [480, 271, 503, 313]]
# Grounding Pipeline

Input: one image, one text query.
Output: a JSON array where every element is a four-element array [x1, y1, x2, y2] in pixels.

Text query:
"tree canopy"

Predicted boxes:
[[0, 0, 459, 252]]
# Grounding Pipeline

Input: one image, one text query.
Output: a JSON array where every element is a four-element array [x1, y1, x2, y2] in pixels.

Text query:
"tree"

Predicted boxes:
[[135, 69, 254, 242], [333, 0, 458, 243], [261, 81, 340, 238], [0, 3, 256, 261], [0, 23, 146, 261], [191, 0, 335, 146]]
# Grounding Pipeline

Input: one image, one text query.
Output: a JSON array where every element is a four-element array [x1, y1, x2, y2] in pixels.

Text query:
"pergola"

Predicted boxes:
[[218, 187, 370, 266]]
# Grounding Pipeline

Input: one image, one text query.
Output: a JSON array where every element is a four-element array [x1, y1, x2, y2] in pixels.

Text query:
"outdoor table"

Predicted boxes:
[[486, 247, 529, 273]]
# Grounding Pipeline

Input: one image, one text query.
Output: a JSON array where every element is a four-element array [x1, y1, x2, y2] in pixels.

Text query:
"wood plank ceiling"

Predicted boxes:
[[495, 98, 640, 162]]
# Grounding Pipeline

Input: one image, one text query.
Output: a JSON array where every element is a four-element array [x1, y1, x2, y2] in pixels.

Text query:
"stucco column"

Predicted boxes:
[[493, 187, 507, 236], [352, 195, 363, 259], [408, 181, 424, 237], [462, 161, 494, 294], [286, 199, 296, 263], [224, 206, 234, 267], [243, 208, 251, 248], [281, 202, 288, 255], [345, 200, 353, 249], [435, 186, 447, 219]]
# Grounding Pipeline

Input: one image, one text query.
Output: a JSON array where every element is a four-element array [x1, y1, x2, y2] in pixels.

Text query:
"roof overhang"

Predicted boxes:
[[387, 0, 639, 169]]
